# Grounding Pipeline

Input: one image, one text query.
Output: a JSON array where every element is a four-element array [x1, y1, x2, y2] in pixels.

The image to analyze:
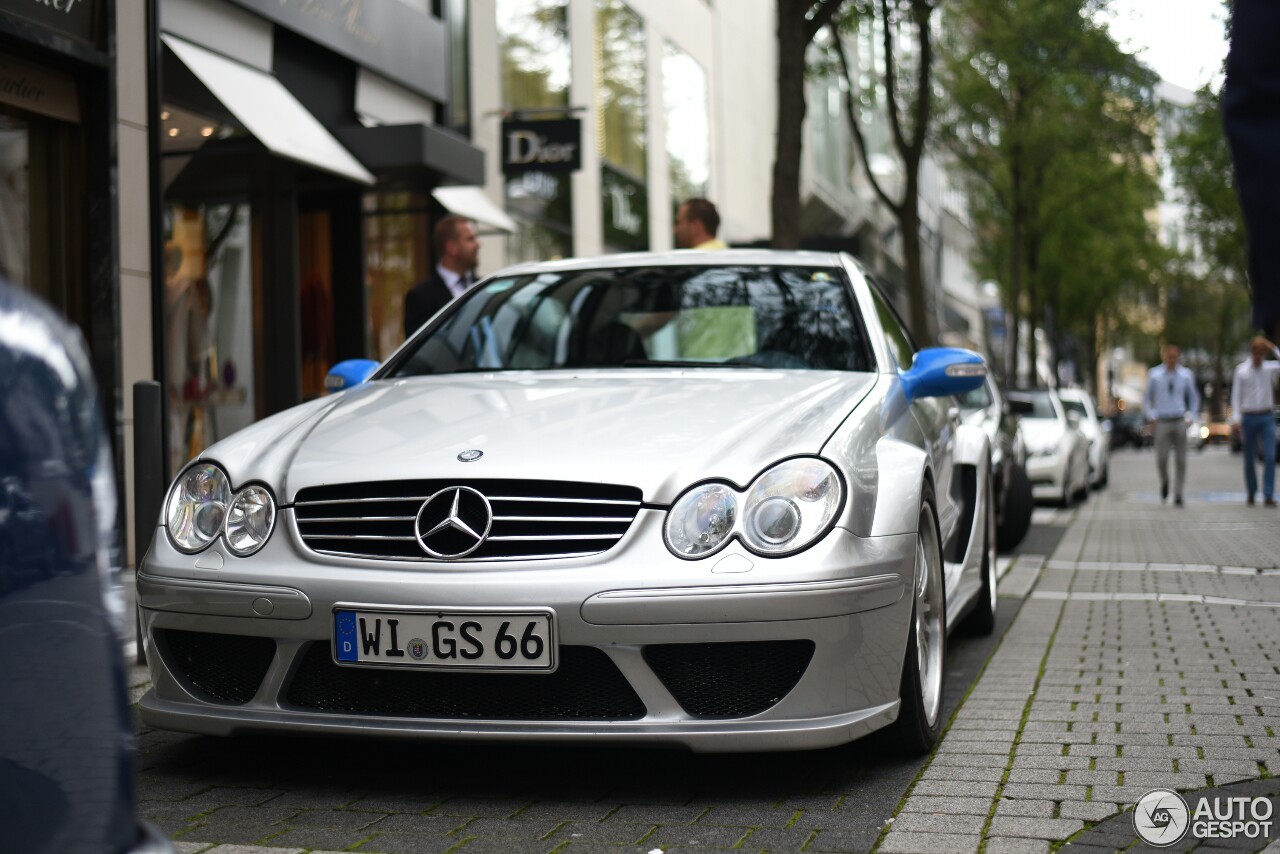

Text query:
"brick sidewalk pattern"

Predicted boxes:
[[882, 450, 1280, 854]]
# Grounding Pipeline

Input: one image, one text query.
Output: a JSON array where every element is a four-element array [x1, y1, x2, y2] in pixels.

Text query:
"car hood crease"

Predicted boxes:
[[271, 371, 878, 503]]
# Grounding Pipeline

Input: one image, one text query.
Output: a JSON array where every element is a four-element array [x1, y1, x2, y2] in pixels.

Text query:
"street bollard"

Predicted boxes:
[[132, 380, 164, 665]]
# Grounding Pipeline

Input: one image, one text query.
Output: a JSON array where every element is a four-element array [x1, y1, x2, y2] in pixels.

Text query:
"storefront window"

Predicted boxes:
[[498, 0, 569, 109], [0, 111, 30, 287], [163, 203, 256, 473], [498, 0, 574, 263], [595, 0, 647, 250], [298, 210, 334, 401], [662, 43, 709, 204], [594, 0, 647, 180], [364, 192, 430, 360], [0, 100, 86, 321]]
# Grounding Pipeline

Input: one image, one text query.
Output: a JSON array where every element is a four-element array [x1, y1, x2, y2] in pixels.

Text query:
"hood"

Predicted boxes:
[[209, 370, 877, 504], [1019, 417, 1066, 452]]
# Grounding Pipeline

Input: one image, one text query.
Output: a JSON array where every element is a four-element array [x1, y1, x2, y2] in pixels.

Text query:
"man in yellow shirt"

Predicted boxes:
[[674, 198, 728, 250]]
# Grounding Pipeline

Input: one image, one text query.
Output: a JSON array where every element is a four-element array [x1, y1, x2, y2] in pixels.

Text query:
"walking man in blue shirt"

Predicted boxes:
[[1230, 336, 1280, 506], [1143, 344, 1201, 506]]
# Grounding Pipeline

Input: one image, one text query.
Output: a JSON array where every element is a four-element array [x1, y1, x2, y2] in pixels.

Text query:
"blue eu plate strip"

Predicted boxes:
[[335, 610, 358, 661]]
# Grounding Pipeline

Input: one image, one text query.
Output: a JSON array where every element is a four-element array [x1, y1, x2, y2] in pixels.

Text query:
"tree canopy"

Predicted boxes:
[[937, 0, 1160, 386]]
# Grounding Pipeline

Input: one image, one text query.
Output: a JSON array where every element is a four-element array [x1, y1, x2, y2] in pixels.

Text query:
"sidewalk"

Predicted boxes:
[[881, 448, 1280, 853]]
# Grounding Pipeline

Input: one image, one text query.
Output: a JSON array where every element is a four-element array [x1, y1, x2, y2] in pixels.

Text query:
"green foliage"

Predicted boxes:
[[1161, 85, 1252, 396], [1165, 86, 1247, 287], [937, 0, 1162, 382]]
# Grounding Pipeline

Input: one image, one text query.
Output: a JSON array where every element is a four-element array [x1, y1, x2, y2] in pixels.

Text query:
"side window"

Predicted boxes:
[[868, 285, 916, 370]]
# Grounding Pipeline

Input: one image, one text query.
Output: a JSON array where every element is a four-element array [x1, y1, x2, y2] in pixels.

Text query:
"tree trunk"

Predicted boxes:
[[1007, 155, 1024, 386], [901, 189, 932, 344], [772, 5, 808, 249]]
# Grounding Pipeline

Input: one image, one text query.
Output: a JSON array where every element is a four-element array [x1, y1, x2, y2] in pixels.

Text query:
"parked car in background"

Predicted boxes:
[[138, 251, 997, 755], [1007, 388, 1091, 508], [0, 284, 170, 854], [1206, 420, 1233, 446], [1109, 408, 1150, 449], [1057, 388, 1110, 488], [957, 377, 1033, 551]]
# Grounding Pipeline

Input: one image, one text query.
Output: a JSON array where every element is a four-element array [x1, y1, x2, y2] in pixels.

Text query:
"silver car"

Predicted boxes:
[[1056, 388, 1111, 488], [138, 251, 995, 754], [1008, 388, 1091, 507]]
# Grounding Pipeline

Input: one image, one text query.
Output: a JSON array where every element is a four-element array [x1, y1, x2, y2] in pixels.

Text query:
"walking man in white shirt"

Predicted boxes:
[[1144, 344, 1201, 506], [1230, 336, 1280, 506]]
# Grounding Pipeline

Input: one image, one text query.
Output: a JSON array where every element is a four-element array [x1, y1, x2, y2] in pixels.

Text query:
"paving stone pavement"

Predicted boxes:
[[883, 449, 1280, 854]]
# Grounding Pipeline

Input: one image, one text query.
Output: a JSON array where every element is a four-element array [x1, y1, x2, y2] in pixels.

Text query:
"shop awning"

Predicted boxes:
[[431, 186, 518, 234], [162, 34, 374, 185]]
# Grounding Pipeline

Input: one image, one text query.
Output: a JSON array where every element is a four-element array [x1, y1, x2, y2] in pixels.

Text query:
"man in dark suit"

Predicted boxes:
[[403, 215, 480, 337]]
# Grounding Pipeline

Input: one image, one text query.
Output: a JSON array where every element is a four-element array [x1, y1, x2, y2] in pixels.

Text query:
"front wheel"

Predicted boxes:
[[997, 463, 1033, 551], [893, 483, 947, 754]]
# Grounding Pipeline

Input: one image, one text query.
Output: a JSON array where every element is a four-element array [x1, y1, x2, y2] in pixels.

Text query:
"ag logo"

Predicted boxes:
[[1134, 789, 1190, 846]]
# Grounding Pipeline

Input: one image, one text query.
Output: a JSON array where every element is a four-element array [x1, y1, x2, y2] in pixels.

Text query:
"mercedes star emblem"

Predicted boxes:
[[458, 449, 484, 462], [414, 486, 493, 559]]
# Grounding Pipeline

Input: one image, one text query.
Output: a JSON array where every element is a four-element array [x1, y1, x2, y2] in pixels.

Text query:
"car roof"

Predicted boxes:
[[491, 249, 849, 277]]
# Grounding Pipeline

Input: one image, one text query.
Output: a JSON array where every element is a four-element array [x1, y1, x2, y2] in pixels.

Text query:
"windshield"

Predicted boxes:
[[1060, 398, 1088, 418], [388, 265, 875, 377], [957, 381, 994, 411], [1012, 391, 1059, 420]]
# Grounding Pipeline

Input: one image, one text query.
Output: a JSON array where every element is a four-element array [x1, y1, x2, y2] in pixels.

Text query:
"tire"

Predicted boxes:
[[893, 483, 946, 755], [997, 463, 1033, 551], [1097, 461, 1108, 490], [967, 471, 998, 636]]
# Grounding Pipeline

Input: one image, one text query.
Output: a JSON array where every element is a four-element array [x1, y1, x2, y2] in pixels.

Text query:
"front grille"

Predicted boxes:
[[284, 643, 647, 720], [293, 479, 642, 562], [156, 629, 276, 705], [643, 640, 815, 719]]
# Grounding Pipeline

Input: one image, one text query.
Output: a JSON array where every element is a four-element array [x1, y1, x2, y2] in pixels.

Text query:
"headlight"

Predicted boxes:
[[665, 483, 738, 558], [742, 458, 842, 555], [664, 458, 844, 559], [165, 463, 231, 553], [224, 484, 277, 556]]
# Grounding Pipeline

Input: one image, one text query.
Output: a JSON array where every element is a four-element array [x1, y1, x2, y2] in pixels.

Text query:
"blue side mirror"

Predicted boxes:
[[901, 347, 987, 401], [324, 359, 379, 394]]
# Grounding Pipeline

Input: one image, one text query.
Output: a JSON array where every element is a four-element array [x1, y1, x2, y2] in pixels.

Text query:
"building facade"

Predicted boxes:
[[469, 0, 775, 272]]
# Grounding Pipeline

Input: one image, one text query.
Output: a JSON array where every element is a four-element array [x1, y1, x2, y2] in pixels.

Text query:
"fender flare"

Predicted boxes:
[[953, 423, 992, 476], [869, 438, 931, 537]]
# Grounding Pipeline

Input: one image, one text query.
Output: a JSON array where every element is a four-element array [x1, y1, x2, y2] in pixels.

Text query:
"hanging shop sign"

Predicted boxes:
[[501, 118, 581, 176]]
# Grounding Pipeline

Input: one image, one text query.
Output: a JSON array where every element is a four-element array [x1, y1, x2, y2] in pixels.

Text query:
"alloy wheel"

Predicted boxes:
[[914, 504, 945, 728]]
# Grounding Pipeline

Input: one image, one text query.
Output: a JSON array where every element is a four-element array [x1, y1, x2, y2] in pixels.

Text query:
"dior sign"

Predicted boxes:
[[501, 119, 581, 175]]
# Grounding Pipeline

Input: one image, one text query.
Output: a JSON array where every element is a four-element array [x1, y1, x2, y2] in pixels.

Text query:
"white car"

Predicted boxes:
[[137, 251, 996, 755], [1007, 388, 1091, 508], [1056, 388, 1110, 488]]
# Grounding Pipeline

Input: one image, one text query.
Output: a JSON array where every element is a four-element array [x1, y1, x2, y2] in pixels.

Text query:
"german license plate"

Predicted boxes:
[[333, 608, 556, 672]]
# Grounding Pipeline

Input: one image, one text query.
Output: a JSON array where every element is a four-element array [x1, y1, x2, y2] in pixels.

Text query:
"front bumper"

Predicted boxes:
[[138, 509, 917, 752], [1024, 453, 1066, 498]]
